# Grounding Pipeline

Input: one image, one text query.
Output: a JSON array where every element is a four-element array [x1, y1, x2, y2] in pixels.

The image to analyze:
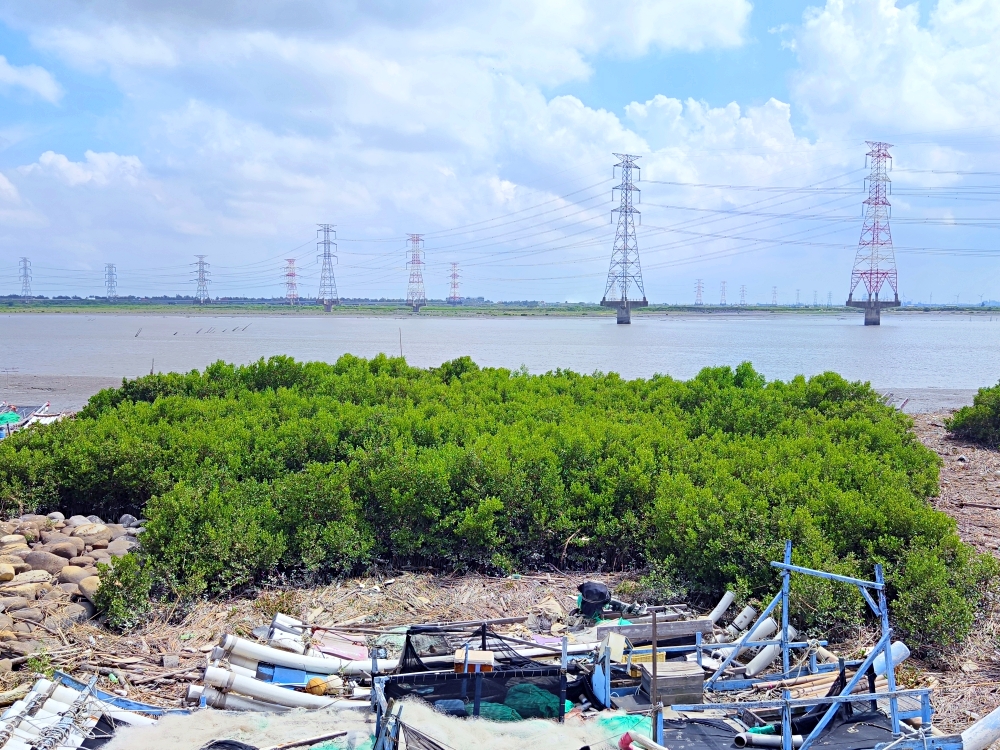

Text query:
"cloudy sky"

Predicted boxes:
[[1, 0, 999, 304]]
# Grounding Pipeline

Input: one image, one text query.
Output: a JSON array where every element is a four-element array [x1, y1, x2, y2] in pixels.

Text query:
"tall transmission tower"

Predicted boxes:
[[600, 153, 647, 324], [18, 257, 31, 300], [317, 224, 340, 311], [284, 259, 299, 305], [694, 279, 704, 306], [771, 286, 777, 306], [847, 142, 900, 325], [739, 285, 747, 306], [447, 262, 461, 306], [193, 255, 210, 304], [813, 290, 818, 307], [104, 263, 117, 302], [720, 281, 727, 306], [827, 291, 832, 307], [405, 234, 426, 312], [796, 289, 801, 306]]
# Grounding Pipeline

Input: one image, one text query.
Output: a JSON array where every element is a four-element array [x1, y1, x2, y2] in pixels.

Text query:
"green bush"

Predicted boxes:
[[0, 354, 988, 650], [946, 381, 1000, 446], [94, 553, 154, 631]]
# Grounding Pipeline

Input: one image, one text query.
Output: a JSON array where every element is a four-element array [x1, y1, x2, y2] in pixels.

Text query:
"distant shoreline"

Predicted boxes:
[[2, 302, 996, 318]]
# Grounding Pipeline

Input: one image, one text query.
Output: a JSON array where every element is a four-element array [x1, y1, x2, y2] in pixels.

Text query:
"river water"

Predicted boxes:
[[2, 311, 997, 412]]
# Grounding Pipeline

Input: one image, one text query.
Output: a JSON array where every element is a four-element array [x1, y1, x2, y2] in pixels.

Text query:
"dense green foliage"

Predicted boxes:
[[93, 554, 153, 630], [0, 354, 993, 649], [946, 381, 1000, 446]]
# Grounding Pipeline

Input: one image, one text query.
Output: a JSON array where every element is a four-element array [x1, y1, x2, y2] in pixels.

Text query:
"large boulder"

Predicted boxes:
[[9, 609, 42, 624], [70, 524, 112, 547], [0, 598, 29, 612], [119, 514, 138, 527], [78, 576, 101, 604], [46, 512, 65, 523], [107, 538, 137, 557], [68, 556, 95, 567], [57, 566, 91, 585], [0, 566, 13, 583], [65, 515, 90, 528], [24, 551, 68, 576], [105, 525, 128, 541], [46, 543, 80, 560], [8, 571, 51, 585], [0, 557, 29, 574]]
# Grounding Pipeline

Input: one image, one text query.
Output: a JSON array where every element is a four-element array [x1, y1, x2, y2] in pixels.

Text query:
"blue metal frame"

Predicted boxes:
[[683, 543, 920, 750], [53, 671, 191, 716]]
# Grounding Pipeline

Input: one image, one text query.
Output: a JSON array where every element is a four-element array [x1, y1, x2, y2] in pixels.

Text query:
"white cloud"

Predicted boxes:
[[31, 26, 177, 71], [0, 173, 20, 203], [792, 0, 1000, 135], [20, 150, 143, 187], [0, 54, 61, 102]]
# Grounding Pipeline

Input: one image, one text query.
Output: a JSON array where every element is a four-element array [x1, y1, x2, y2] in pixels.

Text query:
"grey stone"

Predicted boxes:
[[24, 551, 69, 576], [46, 512, 65, 522], [161, 653, 180, 669], [57, 566, 91, 585], [78, 576, 100, 603], [61, 602, 91, 624], [65, 515, 90, 528], [119, 514, 138, 527], [0, 597, 29, 612], [86, 515, 104, 524], [10, 609, 42, 623], [0, 658, 11, 673], [68, 556, 95, 567]]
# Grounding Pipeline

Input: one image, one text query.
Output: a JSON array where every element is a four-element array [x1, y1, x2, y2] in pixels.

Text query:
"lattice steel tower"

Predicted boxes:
[[600, 154, 647, 324], [317, 224, 340, 311], [284, 259, 299, 305], [720, 281, 727, 306], [739, 285, 747, 306], [694, 279, 704, 306], [193, 255, 210, 304], [772, 286, 777, 306], [18, 257, 30, 299], [104, 263, 117, 302], [406, 234, 426, 312], [447, 262, 461, 305], [847, 142, 900, 325]]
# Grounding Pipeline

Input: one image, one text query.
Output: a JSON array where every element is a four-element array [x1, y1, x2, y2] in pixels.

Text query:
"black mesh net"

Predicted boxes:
[[383, 668, 568, 721], [397, 624, 552, 674]]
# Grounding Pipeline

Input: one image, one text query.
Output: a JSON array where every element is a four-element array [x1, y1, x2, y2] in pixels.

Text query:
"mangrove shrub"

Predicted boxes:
[[0, 354, 991, 649]]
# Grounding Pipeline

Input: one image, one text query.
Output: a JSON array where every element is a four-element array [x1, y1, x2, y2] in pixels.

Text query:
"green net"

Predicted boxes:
[[465, 701, 522, 722], [503, 682, 565, 719], [0, 412, 20, 426]]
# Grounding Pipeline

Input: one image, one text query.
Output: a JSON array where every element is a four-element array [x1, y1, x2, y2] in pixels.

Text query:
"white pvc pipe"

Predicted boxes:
[[200, 686, 291, 713], [872, 641, 910, 677], [745, 626, 798, 678], [707, 592, 735, 625], [220, 635, 397, 675], [735, 734, 803, 748], [962, 704, 1000, 750], [204, 666, 336, 709], [220, 634, 598, 677]]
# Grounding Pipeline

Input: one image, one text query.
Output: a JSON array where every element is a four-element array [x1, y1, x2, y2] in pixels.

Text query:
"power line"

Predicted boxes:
[[192, 255, 210, 303]]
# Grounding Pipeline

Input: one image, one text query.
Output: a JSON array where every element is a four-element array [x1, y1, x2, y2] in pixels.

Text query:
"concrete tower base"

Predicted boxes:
[[846, 295, 900, 325], [601, 297, 649, 325]]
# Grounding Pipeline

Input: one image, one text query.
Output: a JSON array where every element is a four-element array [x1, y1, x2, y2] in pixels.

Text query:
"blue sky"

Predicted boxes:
[[1, 0, 999, 305]]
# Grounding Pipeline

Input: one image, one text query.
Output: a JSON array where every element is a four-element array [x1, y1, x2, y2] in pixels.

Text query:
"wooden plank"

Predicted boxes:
[[597, 617, 713, 642]]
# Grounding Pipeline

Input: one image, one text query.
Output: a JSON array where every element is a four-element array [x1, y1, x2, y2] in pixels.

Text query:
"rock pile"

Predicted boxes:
[[0, 511, 144, 663]]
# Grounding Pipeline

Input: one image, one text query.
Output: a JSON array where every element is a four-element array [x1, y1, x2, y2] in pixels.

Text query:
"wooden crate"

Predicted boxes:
[[639, 661, 704, 705]]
